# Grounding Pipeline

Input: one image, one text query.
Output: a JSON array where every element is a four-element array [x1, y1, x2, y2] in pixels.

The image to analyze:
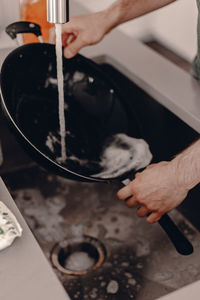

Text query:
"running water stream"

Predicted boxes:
[[55, 24, 67, 162], [48, 26, 153, 175]]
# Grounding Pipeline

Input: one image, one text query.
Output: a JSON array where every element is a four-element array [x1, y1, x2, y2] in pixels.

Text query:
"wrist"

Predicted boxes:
[[170, 154, 200, 191], [100, 2, 125, 34]]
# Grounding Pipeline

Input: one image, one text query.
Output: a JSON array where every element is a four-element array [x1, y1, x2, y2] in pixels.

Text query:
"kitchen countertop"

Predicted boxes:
[[0, 177, 69, 300], [158, 280, 200, 300], [83, 42, 200, 134]]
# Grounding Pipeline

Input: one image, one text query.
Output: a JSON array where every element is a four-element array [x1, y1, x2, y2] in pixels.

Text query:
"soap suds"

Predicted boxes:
[[93, 133, 152, 178], [65, 251, 95, 271], [45, 132, 152, 179], [14, 189, 66, 243]]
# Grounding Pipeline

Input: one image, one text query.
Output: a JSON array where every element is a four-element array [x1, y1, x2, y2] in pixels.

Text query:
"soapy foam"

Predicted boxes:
[[45, 131, 152, 178], [65, 251, 95, 271], [93, 133, 152, 178], [55, 24, 67, 161]]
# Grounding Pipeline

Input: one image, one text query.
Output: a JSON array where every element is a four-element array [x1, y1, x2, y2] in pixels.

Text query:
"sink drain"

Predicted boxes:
[[51, 235, 106, 275]]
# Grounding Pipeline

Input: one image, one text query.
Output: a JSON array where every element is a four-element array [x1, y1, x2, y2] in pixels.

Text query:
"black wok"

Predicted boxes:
[[0, 22, 193, 255]]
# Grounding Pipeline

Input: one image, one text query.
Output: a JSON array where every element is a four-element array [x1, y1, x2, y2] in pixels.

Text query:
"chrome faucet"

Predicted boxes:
[[47, 0, 69, 24]]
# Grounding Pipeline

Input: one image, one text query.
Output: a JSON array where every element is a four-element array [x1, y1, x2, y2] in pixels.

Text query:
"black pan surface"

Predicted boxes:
[[0, 43, 142, 182]]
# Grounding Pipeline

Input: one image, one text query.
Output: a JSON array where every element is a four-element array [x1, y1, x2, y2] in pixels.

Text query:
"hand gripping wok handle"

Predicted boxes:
[[121, 179, 193, 255], [158, 214, 193, 255]]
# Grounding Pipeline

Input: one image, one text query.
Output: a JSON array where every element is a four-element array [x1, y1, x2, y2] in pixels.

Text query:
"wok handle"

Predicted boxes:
[[121, 178, 193, 255], [158, 214, 193, 255], [6, 21, 43, 43]]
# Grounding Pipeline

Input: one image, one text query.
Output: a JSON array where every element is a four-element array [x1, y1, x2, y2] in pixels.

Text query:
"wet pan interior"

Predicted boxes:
[[0, 43, 142, 181]]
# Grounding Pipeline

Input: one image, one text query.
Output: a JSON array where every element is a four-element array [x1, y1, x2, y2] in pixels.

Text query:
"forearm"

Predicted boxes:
[[103, 0, 176, 33], [171, 139, 200, 190]]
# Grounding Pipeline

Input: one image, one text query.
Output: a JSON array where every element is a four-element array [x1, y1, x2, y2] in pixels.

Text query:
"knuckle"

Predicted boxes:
[[158, 208, 165, 215], [68, 46, 76, 54], [130, 184, 137, 195], [130, 188, 136, 196], [131, 180, 139, 190], [136, 197, 143, 205], [147, 203, 156, 211], [80, 34, 90, 44]]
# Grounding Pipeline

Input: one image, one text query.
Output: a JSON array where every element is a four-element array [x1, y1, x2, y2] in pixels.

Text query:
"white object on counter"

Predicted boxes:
[[0, 201, 22, 251], [0, 177, 69, 300]]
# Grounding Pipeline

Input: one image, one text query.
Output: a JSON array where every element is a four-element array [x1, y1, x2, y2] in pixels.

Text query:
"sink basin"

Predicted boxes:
[[2, 62, 200, 300]]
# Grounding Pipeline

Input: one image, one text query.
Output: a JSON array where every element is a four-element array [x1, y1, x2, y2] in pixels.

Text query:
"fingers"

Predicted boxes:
[[62, 33, 75, 46], [126, 196, 139, 208], [117, 184, 133, 200], [147, 212, 162, 224], [64, 36, 85, 58], [136, 206, 150, 217]]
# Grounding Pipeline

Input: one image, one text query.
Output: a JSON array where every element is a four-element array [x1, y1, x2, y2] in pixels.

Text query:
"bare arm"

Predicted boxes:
[[172, 139, 200, 190], [117, 139, 200, 223], [105, 0, 176, 32], [53, 0, 176, 58]]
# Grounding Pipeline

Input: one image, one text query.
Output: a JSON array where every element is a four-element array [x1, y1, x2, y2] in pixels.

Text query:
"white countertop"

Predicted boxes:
[[158, 280, 200, 300], [0, 178, 69, 300]]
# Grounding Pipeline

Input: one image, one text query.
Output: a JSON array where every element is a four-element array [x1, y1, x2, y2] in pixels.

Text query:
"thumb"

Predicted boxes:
[[64, 36, 85, 59]]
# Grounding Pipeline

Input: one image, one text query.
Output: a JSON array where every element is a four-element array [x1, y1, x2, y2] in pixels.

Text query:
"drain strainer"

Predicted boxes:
[[51, 235, 106, 275]]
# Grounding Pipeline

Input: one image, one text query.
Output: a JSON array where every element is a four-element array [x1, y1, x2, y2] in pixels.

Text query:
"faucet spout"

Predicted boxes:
[[47, 0, 69, 24]]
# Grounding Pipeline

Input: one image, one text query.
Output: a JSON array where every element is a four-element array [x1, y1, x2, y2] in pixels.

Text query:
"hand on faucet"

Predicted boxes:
[[49, 0, 176, 59], [49, 11, 112, 59]]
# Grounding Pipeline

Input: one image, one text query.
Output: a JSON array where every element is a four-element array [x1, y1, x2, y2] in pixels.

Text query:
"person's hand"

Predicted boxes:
[[117, 161, 189, 224], [49, 12, 111, 59]]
